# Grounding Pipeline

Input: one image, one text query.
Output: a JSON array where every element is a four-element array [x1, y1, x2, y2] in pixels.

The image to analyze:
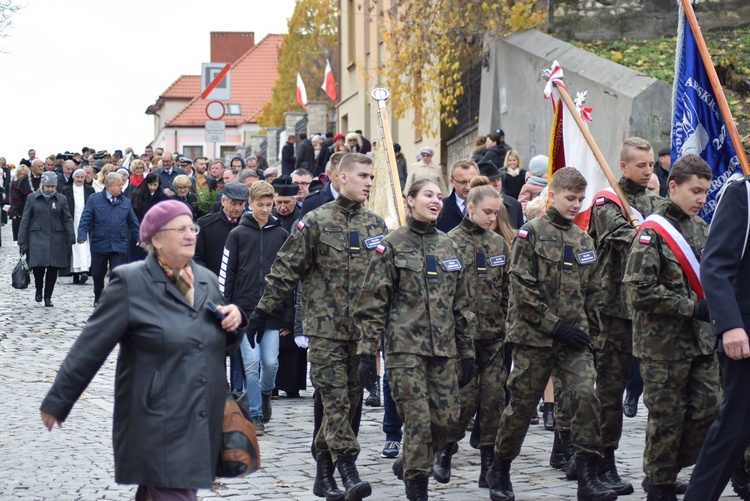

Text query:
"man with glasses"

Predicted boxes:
[[77, 173, 140, 306], [155, 151, 179, 196], [292, 168, 314, 209], [436, 159, 479, 233]]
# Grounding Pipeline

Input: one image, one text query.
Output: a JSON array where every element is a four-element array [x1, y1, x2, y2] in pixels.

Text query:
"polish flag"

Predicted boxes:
[[321, 59, 337, 101], [296, 72, 308, 110]]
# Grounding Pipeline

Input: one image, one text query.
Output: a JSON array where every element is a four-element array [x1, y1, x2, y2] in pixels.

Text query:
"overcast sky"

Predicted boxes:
[[0, 0, 297, 165]]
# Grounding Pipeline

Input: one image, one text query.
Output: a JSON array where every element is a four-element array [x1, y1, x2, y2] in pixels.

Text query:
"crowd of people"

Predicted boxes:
[[5, 130, 746, 501]]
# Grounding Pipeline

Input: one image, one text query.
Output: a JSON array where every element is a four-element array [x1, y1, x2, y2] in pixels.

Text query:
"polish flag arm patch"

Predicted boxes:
[[595, 197, 606, 206], [638, 234, 651, 245], [517, 228, 529, 239], [375, 244, 386, 254], [296, 220, 306, 230]]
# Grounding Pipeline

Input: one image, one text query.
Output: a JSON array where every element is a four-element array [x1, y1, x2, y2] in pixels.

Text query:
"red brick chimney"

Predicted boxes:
[[210, 32, 255, 64]]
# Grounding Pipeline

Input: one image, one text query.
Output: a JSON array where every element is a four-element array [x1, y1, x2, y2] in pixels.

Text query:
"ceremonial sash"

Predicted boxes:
[[574, 187, 644, 230], [638, 214, 705, 300]]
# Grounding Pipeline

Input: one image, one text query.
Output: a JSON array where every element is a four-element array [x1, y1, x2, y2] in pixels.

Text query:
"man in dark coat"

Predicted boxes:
[[194, 182, 248, 277], [299, 153, 344, 218], [57, 160, 75, 192], [281, 135, 297, 177], [271, 177, 301, 233], [436, 159, 479, 233], [478, 160, 524, 229], [655, 147, 671, 198], [10, 158, 44, 224], [77, 173, 141, 305], [295, 132, 316, 172], [154, 151, 180, 195]]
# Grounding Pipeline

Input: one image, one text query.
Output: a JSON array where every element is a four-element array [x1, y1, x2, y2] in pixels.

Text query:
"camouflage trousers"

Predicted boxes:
[[387, 353, 459, 480], [594, 315, 633, 450], [640, 354, 721, 485], [308, 337, 362, 463], [446, 338, 506, 448], [551, 371, 572, 431], [495, 343, 603, 460]]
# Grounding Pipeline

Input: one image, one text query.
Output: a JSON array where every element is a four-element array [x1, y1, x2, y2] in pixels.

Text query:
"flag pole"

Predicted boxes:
[[371, 88, 407, 227], [680, 0, 750, 175], [551, 80, 641, 227]]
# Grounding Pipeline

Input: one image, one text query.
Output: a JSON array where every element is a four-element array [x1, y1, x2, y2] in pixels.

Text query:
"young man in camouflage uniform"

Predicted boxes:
[[247, 153, 386, 501], [624, 154, 720, 501], [586, 137, 661, 494], [486, 167, 617, 501]]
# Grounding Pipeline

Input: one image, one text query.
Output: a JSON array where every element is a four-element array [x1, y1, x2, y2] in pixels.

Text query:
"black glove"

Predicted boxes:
[[358, 354, 376, 388], [692, 300, 710, 322], [550, 321, 590, 349], [246, 309, 269, 348], [459, 358, 478, 388]]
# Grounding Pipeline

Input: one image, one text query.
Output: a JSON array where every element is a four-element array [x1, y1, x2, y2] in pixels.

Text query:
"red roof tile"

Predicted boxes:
[[162, 75, 201, 99], [167, 34, 284, 128]]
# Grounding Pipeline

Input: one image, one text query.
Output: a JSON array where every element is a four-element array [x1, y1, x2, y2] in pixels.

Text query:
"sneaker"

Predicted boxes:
[[251, 416, 265, 436], [381, 440, 400, 458]]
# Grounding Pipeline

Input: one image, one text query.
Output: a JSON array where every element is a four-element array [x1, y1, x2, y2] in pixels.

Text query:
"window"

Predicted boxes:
[[183, 146, 203, 160], [225, 103, 242, 116]]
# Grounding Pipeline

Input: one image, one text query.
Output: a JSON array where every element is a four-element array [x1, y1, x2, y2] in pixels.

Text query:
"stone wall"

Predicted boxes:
[[550, 0, 750, 41]]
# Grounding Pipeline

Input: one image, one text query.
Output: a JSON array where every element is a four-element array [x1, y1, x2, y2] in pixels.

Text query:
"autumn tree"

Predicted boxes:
[[379, 0, 546, 135], [257, 0, 338, 127], [0, 1, 21, 43]]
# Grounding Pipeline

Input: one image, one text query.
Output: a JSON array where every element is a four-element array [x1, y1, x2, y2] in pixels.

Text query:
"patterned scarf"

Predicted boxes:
[[158, 256, 195, 306]]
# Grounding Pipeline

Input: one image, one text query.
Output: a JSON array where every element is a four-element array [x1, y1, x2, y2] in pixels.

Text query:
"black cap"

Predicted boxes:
[[221, 181, 250, 201], [658, 147, 671, 157], [309, 179, 324, 193], [495, 129, 505, 137], [272, 175, 299, 197], [478, 160, 502, 180]]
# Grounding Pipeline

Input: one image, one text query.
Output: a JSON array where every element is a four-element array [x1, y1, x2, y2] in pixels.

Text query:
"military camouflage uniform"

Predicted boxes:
[[588, 176, 661, 450], [623, 199, 721, 487], [494, 207, 603, 460], [356, 217, 475, 480], [256, 195, 387, 463], [446, 217, 509, 448]]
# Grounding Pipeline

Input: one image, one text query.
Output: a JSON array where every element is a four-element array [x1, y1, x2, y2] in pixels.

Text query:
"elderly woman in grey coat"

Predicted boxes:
[[40, 200, 247, 501], [17, 171, 75, 306]]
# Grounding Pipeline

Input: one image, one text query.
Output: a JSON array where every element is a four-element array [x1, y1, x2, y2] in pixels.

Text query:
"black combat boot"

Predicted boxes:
[[479, 446, 494, 488], [646, 483, 677, 501], [432, 442, 457, 484], [597, 448, 633, 495], [393, 458, 404, 480], [336, 455, 372, 500], [550, 430, 570, 469], [404, 474, 429, 501], [565, 438, 578, 480], [642, 478, 687, 495], [575, 453, 617, 501], [486, 455, 515, 501], [365, 376, 380, 407], [733, 458, 750, 501], [261, 393, 272, 423], [313, 451, 344, 501]]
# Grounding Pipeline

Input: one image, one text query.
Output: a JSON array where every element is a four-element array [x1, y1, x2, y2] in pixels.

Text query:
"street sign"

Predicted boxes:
[[206, 100, 225, 120], [201, 63, 231, 100], [205, 120, 226, 143]]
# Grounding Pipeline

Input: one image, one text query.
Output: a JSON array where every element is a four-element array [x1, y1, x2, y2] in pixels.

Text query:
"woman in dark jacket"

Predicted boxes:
[[170, 174, 199, 221], [480, 132, 511, 171], [129, 173, 167, 261], [40, 200, 246, 501], [18, 172, 75, 306]]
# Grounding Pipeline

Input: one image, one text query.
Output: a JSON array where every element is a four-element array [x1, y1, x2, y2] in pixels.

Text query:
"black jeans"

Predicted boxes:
[[91, 252, 127, 302], [32, 266, 59, 299]]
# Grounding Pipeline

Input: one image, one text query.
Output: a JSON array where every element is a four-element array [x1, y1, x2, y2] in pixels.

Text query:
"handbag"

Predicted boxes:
[[11, 251, 30, 290], [216, 389, 261, 477]]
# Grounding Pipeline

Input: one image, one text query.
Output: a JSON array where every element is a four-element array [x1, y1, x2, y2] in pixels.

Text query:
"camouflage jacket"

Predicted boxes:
[[447, 217, 509, 341], [588, 176, 661, 320], [256, 195, 387, 341], [623, 199, 713, 361], [507, 207, 601, 347], [355, 217, 475, 360]]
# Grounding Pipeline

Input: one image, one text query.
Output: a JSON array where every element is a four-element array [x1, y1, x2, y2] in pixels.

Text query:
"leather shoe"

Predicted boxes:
[[35, 290, 42, 303], [44, 298, 54, 307], [623, 392, 638, 418]]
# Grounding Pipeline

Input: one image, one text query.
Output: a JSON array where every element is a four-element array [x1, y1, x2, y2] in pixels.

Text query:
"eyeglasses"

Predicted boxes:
[[296, 181, 311, 186], [451, 178, 471, 186], [159, 224, 200, 235]]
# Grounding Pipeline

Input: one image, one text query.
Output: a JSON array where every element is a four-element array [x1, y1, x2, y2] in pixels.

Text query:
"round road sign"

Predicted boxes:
[[206, 100, 226, 120]]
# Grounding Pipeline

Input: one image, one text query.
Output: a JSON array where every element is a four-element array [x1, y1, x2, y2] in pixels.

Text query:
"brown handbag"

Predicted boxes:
[[216, 390, 261, 477]]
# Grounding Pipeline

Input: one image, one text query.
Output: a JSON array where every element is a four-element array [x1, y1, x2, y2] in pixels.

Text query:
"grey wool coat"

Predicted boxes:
[[17, 191, 75, 268], [40, 254, 245, 489]]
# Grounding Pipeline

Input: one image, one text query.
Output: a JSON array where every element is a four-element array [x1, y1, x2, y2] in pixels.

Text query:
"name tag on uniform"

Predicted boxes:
[[538, 235, 556, 242], [363, 235, 384, 250], [323, 225, 342, 233], [576, 250, 596, 264], [441, 258, 462, 272], [488, 255, 506, 267]]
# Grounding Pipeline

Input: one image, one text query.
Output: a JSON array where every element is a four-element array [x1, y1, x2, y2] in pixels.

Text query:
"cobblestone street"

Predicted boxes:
[[0, 223, 737, 500]]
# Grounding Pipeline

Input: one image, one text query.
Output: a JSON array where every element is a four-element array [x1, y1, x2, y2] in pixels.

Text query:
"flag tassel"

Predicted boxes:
[[371, 88, 407, 228]]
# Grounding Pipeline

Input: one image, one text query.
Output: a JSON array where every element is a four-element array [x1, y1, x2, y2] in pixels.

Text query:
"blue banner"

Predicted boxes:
[[671, 6, 741, 223]]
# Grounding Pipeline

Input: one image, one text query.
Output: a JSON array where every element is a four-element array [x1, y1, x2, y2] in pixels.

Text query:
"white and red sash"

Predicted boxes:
[[638, 213, 705, 300], [575, 187, 644, 230]]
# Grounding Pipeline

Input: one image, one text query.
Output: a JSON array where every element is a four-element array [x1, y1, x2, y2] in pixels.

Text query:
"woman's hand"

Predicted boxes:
[[41, 411, 62, 431], [217, 304, 242, 332]]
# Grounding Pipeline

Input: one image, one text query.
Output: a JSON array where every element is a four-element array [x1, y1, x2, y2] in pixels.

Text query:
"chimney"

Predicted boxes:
[[210, 32, 255, 64]]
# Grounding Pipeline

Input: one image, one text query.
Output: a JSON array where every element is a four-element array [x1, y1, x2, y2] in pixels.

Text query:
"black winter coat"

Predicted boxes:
[[220, 213, 293, 329], [194, 210, 239, 276], [481, 143, 512, 169], [40, 254, 244, 489], [18, 191, 75, 268]]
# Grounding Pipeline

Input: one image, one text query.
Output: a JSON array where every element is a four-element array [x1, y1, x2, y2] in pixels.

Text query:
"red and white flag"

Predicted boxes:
[[296, 72, 308, 110], [321, 59, 337, 101]]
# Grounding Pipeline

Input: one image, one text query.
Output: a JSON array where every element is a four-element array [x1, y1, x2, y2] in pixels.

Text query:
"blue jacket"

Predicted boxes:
[[78, 190, 140, 253]]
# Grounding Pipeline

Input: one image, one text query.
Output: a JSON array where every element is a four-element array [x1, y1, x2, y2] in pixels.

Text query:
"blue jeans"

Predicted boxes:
[[240, 328, 280, 418]]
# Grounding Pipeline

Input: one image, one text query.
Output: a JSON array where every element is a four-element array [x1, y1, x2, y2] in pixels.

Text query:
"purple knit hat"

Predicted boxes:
[[139, 200, 193, 243]]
